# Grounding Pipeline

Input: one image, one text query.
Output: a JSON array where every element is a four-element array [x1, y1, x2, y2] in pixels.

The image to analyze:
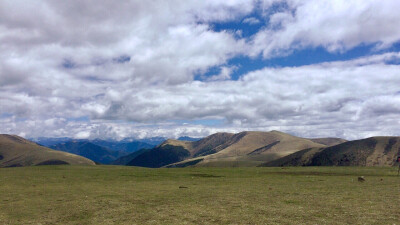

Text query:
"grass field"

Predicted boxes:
[[0, 166, 399, 224]]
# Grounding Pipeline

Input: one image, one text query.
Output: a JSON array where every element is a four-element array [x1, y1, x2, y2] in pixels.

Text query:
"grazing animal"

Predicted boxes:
[[358, 176, 365, 182]]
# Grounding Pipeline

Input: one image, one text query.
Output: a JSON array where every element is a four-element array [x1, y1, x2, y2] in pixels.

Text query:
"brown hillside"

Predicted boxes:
[[262, 136, 400, 167], [157, 132, 235, 157], [0, 134, 95, 167], [165, 131, 326, 167]]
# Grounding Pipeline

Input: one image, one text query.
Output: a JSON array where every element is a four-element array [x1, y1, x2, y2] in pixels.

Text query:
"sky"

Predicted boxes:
[[1, 0, 400, 140]]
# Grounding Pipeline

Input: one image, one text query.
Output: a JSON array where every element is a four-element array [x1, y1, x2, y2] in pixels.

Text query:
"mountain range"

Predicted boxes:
[[2, 131, 400, 168], [125, 131, 348, 168], [121, 131, 399, 168], [49, 141, 128, 164], [33, 136, 198, 165], [33, 137, 156, 164], [32, 137, 157, 150]]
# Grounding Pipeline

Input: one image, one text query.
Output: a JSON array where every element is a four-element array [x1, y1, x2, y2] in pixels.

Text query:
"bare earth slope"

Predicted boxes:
[[262, 136, 400, 167], [0, 134, 95, 167]]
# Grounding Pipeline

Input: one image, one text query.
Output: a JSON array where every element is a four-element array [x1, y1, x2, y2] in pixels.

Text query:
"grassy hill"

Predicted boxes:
[[0, 134, 95, 167], [124, 131, 326, 168], [50, 141, 128, 164], [262, 136, 400, 167]]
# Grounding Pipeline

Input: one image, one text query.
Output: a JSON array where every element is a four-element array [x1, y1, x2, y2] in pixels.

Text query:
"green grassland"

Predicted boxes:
[[0, 166, 399, 224]]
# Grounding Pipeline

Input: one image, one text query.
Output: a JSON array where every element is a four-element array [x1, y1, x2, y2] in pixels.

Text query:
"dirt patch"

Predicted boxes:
[[189, 173, 224, 178]]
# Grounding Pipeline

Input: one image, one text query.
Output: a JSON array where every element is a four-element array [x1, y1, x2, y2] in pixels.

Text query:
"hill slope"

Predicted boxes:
[[126, 131, 326, 168], [0, 134, 95, 167], [178, 131, 326, 167], [50, 141, 127, 164], [262, 136, 400, 167]]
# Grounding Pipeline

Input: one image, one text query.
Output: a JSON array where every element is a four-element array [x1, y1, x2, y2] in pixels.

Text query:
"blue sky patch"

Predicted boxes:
[[113, 55, 131, 63]]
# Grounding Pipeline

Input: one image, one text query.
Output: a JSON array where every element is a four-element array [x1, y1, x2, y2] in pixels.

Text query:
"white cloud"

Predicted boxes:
[[242, 17, 260, 25], [2, 52, 400, 139], [1, 1, 400, 140], [250, 0, 400, 58]]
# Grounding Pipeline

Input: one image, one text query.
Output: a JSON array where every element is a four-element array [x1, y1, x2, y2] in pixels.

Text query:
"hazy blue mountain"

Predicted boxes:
[[32, 137, 154, 152], [177, 136, 202, 141], [91, 140, 154, 152], [135, 137, 167, 146], [49, 141, 128, 164], [31, 137, 74, 147]]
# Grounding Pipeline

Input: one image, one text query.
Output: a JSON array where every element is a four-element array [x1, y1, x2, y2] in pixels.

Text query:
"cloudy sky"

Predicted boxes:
[[1, 0, 400, 140]]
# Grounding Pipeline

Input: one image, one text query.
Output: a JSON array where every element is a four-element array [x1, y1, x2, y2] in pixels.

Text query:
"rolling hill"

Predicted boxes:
[[262, 136, 400, 167], [0, 134, 95, 167], [49, 141, 128, 164], [125, 131, 327, 168]]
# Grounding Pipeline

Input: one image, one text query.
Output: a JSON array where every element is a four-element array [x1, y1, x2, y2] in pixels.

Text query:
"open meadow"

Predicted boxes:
[[0, 166, 399, 224]]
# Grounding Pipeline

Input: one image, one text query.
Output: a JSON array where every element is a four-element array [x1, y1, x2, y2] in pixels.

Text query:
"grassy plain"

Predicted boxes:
[[0, 166, 399, 224]]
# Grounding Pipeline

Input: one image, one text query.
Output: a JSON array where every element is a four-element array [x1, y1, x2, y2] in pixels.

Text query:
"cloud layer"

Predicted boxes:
[[1, 0, 400, 139]]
